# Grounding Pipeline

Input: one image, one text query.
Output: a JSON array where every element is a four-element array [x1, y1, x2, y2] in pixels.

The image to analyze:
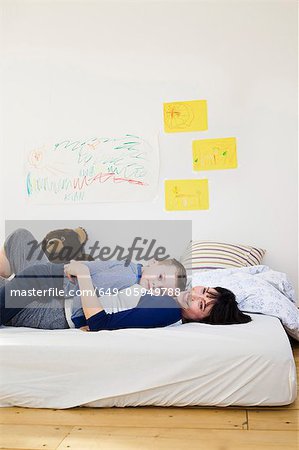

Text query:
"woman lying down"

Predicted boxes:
[[0, 229, 251, 331], [0, 260, 252, 331]]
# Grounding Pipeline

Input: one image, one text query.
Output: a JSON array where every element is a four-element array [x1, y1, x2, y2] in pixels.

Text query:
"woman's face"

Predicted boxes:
[[177, 286, 219, 321]]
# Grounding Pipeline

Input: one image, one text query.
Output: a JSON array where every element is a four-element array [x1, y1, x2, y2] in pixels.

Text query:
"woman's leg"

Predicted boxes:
[[0, 262, 65, 325], [1, 228, 48, 278]]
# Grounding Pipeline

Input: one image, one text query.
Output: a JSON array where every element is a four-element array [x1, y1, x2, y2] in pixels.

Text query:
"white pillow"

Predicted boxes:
[[191, 265, 298, 340]]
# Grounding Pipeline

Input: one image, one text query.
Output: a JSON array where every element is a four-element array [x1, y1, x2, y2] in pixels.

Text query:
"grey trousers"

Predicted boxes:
[[2, 229, 69, 329]]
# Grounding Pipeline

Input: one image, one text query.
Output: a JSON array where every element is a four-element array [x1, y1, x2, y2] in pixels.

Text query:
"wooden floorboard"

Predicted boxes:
[[247, 409, 299, 430], [0, 341, 298, 449], [0, 406, 247, 430], [55, 427, 298, 450], [0, 424, 73, 450], [1, 426, 298, 450]]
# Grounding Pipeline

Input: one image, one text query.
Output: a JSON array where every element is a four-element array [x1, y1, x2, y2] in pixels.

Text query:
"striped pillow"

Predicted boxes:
[[181, 241, 266, 272]]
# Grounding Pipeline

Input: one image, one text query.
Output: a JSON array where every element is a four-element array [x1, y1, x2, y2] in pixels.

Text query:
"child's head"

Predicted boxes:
[[139, 258, 187, 293]]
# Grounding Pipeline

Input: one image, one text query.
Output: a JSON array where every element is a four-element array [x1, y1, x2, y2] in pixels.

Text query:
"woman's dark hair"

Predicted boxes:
[[187, 287, 252, 325]]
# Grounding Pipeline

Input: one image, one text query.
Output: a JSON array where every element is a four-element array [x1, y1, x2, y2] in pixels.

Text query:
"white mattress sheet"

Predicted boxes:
[[0, 314, 297, 408]]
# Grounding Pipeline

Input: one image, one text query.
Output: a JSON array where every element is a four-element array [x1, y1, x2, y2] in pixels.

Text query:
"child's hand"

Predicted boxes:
[[64, 260, 90, 282], [80, 326, 90, 332]]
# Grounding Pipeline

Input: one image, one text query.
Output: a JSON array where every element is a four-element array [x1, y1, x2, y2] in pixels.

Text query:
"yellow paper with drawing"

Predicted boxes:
[[193, 137, 237, 171], [164, 100, 208, 133], [165, 179, 209, 211]]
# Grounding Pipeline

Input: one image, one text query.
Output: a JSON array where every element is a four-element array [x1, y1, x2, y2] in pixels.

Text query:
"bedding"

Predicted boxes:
[[0, 314, 296, 408], [192, 265, 299, 340]]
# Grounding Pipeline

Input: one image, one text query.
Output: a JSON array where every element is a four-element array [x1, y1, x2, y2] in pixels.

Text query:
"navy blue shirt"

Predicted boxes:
[[73, 294, 182, 331]]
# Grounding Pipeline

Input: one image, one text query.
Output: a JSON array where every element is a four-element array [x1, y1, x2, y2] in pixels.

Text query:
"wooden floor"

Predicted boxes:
[[1, 342, 298, 450]]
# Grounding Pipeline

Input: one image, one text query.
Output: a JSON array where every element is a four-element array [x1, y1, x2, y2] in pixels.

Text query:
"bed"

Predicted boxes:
[[0, 313, 296, 409]]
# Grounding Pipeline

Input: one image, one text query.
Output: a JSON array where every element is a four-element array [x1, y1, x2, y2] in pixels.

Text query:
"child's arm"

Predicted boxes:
[[64, 261, 181, 332], [64, 260, 104, 319]]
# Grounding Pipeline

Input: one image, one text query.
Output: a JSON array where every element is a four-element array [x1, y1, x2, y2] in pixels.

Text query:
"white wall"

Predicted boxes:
[[1, 1, 298, 291]]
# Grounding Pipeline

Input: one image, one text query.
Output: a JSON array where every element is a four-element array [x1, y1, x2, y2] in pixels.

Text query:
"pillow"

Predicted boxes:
[[191, 266, 299, 340], [181, 241, 266, 272]]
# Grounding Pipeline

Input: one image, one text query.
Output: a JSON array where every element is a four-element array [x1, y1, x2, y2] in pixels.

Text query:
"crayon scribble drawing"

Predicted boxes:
[[193, 137, 237, 171], [25, 135, 159, 204], [163, 100, 208, 133], [165, 179, 209, 211]]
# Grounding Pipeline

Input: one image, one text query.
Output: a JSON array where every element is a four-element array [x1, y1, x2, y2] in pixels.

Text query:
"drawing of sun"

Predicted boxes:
[[164, 103, 194, 130], [28, 148, 45, 168], [27, 145, 68, 176]]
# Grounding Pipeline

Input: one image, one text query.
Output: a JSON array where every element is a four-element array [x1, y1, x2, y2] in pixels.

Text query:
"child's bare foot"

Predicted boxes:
[[0, 247, 12, 278]]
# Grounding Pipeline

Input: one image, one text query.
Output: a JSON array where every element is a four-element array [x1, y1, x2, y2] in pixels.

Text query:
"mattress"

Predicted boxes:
[[0, 314, 297, 409]]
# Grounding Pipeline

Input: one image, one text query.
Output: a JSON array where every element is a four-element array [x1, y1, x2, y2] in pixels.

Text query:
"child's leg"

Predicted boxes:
[[0, 262, 64, 325], [1, 228, 48, 277], [0, 248, 11, 278], [8, 298, 69, 329]]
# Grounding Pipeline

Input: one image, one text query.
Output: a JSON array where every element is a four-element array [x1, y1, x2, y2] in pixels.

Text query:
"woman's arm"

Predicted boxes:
[[86, 294, 181, 331]]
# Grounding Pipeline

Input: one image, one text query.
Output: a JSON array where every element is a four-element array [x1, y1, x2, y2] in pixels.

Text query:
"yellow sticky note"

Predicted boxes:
[[164, 100, 208, 133], [165, 179, 209, 211], [193, 137, 237, 171]]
